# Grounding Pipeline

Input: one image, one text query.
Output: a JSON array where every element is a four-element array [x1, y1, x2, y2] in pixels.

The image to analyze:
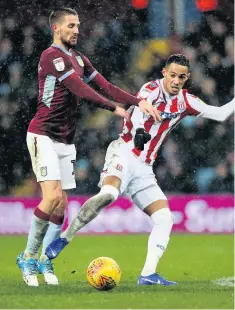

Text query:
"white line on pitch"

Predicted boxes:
[[212, 276, 234, 287]]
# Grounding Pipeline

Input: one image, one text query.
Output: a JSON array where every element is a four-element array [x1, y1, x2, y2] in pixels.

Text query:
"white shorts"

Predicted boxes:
[[27, 132, 76, 190], [99, 138, 167, 210]]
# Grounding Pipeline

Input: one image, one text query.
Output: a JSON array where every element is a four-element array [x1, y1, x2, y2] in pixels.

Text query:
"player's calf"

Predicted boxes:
[[78, 185, 118, 223], [46, 185, 119, 259], [62, 185, 119, 239]]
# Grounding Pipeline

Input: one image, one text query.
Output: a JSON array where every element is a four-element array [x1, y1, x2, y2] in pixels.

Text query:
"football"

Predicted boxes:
[[87, 257, 121, 291]]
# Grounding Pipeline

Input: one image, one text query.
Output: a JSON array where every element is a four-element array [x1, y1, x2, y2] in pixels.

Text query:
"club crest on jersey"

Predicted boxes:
[[115, 164, 123, 172], [177, 101, 186, 112], [76, 56, 84, 67], [53, 57, 65, 71], [40, 166, 47, 177]]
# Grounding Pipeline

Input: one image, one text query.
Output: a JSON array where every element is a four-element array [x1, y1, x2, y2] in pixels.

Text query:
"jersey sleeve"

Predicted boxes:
[[40, 50, 116, 112], [131, 81, 160, 129], [40, 50, 74, 81], [82, 54, 141, 106], [82, 54, 99, 84], [184, 92, 204, 116], [137, 81, 160, 105], [185, 91, 234, 122]]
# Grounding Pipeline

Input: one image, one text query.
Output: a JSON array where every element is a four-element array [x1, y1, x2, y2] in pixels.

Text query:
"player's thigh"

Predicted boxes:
[[132, 183, 167, 212], [26, 132, 61, 182], [102, 175, 122, 190], [58, 144, 76, 190], [143, 199, 169, 216], [125, 162, 158, 197], [99, 139, 130, 193]]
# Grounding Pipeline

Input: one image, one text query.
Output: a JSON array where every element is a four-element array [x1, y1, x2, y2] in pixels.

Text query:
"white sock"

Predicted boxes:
[[61, 216, 86, 242], [141, 208, 173, 276], [41, 222, 63, 258], [61, 185, 119, 242], [25, 215, 49, 257]]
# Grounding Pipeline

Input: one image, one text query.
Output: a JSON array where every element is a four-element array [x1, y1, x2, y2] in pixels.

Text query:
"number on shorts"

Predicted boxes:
[[71, 160, 76, 175], [34, 137, 37, 157]]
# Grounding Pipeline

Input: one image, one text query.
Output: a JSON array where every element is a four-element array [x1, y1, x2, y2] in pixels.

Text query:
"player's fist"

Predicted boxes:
[[138, 99, 161, 122], [134, 128, 151, 151], [113, 106, 130, 120]]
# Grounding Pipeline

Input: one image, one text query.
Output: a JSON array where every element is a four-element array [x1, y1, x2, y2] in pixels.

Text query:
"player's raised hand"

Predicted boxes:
[[138, 99, 161, 121], [113, 106, 130, 120]]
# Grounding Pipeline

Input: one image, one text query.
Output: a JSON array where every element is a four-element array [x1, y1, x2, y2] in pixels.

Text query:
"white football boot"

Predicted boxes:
[[16, 252, 39, 287], [38, 257, 59, 285]]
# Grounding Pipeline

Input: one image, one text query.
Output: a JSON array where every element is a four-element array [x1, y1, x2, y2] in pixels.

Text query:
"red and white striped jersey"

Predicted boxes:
[[120, 79, 205, 165]]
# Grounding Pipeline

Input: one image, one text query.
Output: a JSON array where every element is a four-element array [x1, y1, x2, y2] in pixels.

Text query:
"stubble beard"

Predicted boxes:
[[62, 38, 77, 49]]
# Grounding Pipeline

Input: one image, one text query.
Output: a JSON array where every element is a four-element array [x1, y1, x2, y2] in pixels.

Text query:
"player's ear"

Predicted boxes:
[[162, 68, 166, 77], [186, 72, 190, 81], [52, 24, 59, 35]]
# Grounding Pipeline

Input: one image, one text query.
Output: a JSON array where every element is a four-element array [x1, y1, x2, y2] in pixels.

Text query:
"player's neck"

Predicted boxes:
[[162, 79, 170, 96], [53, 39, 70, 52]]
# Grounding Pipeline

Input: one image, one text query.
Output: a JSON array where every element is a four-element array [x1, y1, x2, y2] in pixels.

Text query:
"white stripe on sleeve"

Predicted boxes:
[[58, 69, 75, 82], [84, 70, 98, 84]]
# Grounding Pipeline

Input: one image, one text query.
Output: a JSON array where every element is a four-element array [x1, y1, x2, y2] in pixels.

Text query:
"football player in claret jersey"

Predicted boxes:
[[16, 7, 161, 287], [46, 54, 234, 285]]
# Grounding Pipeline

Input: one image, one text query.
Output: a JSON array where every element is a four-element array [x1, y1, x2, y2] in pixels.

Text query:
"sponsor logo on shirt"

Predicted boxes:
[[53, 57, 65, 71], [160, 112, 179, 119], [75, 56, 84, 67]]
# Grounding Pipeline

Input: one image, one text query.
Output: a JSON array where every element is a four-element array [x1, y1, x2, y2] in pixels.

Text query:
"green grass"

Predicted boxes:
[[0, 234, 234, 309]]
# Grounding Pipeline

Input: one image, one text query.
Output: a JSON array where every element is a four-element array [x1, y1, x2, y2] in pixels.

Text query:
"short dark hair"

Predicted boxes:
[[165, 54, 190, 70], [49, 7, 78, 27]]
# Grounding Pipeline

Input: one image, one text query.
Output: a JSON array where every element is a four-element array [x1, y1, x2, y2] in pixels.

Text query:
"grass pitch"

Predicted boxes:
[[0, 234, 234, 309]]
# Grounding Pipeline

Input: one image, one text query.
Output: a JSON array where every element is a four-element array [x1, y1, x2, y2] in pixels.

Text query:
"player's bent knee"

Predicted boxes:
[[53, 193, 68, 216], [53, 206, 66, 216], [100, 185, 119, 202], [78, 185, 119, 224], [91, 185, 119, 213], [59, 196, 68, 209], [44, 190, 64, 208], [151, 208, 174, 226]]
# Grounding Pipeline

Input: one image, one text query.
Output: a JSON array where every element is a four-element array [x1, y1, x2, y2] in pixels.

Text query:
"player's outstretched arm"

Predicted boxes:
[[62, 74, 130, 120], [81, 54, 160, 121], [41, 51, 129, 118], [92, 74, 160, 122], [92, 73, 141, 106], [82, 54, 145, 106], [187, 95, 234, 122], [62, 73, 117, 111]]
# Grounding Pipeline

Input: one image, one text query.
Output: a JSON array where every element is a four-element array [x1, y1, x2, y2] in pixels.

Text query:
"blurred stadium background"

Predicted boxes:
[[0, 0, 234, 308], [0, 0, 233, 234], [0, 0, 233, 197]]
